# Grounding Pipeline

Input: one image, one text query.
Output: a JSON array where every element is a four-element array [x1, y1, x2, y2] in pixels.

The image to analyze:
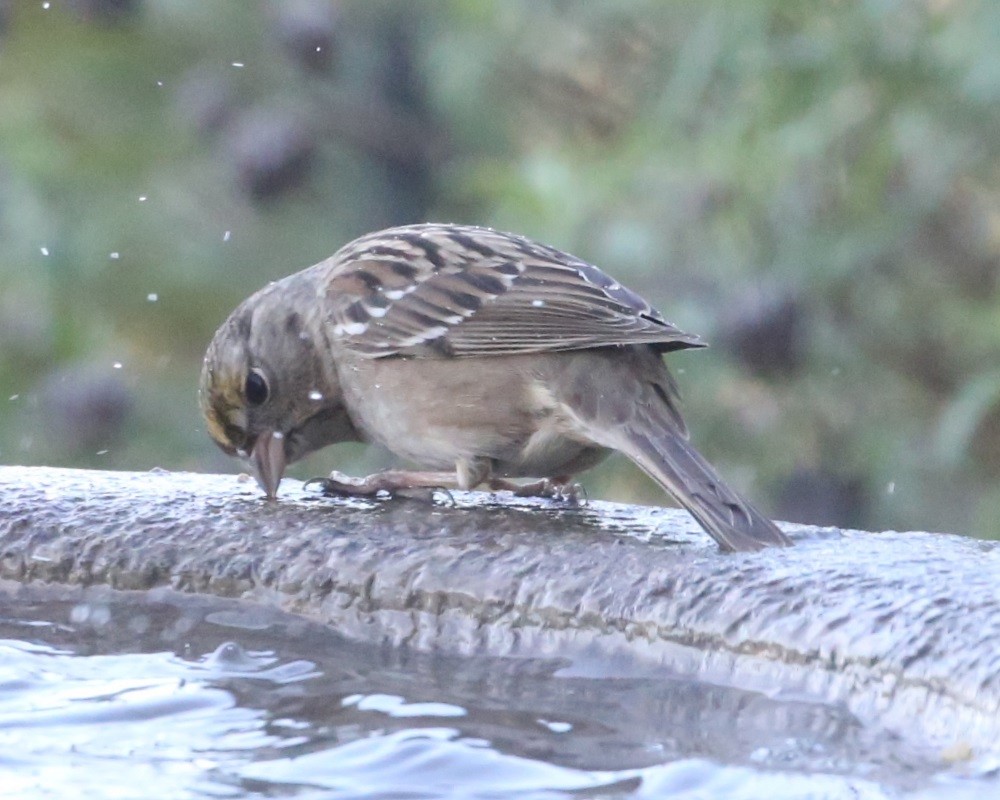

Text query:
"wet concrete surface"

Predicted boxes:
[[1, 466, 997, 761]]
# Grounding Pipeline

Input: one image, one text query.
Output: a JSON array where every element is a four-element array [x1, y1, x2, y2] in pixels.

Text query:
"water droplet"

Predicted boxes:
[[308, 390, 323, 401], [42, 1, 51, 8], [223, 230, 232, 242], [886, 481, 895, 495], [8, 394, 18, 401], [156, 80, 164, 87], [113, 362, 123, 369], [96, 449, 109, 456], [109, 252, 120, 260], [273, 431, 284, 440], [531, 299, 545, 307], [139, 195, 147, 202], [40, 246, 49, 256], [231, 61, 245, 68], [147, 293, 158, 302]]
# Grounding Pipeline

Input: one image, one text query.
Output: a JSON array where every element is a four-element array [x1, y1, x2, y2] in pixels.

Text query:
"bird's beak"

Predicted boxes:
[[250, 430, 286, 499]]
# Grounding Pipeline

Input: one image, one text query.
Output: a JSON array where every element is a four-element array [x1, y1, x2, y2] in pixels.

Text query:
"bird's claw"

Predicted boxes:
[[393, 484, 457, 506], [426, 487, 457, 506], [308, 471, 381, 496], [513, 478, 587, 506]]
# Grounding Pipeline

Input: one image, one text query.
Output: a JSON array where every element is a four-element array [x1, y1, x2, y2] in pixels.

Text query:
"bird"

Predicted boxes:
[[199, 223, 791, 552]]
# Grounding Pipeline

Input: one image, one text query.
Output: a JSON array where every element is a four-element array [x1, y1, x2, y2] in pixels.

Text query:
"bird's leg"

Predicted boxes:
[[489, 476, 587, 506], [314, 463, 585, 506], [315, 469, 461, 497], [455, 459, 491, 491], [315, 459, 493, 502]]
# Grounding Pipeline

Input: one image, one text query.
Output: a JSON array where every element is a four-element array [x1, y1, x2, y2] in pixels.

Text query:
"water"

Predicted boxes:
[[0, 586, 995, 799]]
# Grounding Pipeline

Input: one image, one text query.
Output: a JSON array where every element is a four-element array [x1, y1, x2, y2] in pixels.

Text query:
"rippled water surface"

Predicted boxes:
[[0, 585, 995, 799]]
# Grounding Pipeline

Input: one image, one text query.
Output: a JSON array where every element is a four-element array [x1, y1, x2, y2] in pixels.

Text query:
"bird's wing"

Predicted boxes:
[[318, 223, 705, 358]]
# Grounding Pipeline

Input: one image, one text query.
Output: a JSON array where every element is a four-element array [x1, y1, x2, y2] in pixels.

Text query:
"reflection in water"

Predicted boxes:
[[0, 587, 993, 799]]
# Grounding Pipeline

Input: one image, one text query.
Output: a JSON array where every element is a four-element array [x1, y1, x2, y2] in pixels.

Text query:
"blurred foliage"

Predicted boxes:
[[1, 0, 999, 537]]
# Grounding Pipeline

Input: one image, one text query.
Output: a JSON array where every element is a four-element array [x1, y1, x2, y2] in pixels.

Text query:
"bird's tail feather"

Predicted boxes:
[[622, 420, 790, 551]]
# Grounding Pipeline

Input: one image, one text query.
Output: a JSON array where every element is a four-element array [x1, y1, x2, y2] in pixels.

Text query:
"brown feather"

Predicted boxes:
[[318, 223, 705, 358]]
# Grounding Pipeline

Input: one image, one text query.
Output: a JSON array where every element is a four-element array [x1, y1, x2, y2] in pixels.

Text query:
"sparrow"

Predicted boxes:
[[200, 223, 791, 552]]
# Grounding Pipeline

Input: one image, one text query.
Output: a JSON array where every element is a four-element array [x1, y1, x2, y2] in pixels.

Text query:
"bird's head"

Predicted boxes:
[[199, 272, 359, 498]]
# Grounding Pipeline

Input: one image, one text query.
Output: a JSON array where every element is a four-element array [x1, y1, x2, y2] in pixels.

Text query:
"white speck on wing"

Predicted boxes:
[[384, 285, 418, 300], [399, 326, 448, 346]]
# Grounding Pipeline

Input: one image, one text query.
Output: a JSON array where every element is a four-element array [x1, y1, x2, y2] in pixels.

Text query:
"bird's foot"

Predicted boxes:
[[309, 470, 457, 504], [493, 477, 587, 506]]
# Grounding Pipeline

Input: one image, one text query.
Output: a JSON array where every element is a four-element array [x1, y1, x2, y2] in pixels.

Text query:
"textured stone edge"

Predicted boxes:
[[1, 465, 998, 758]]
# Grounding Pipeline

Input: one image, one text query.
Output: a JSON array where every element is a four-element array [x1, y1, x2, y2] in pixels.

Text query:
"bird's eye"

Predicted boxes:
[[245, 368, 270, 406]]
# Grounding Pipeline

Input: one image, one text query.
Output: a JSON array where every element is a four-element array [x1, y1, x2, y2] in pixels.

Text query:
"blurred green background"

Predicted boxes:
[[2, 0, 999, 537]]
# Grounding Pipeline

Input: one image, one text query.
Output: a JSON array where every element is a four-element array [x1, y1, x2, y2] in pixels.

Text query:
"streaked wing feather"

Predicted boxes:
[[320, 224, 704, 358]]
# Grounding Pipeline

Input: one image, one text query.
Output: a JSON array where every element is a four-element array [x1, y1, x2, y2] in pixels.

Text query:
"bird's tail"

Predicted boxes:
[[615, 417, 791, 552], [552, 350, 790, 552]]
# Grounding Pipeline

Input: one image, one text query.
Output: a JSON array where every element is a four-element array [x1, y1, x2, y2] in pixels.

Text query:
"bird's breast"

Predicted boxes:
[[332, 353, 604, 476]]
